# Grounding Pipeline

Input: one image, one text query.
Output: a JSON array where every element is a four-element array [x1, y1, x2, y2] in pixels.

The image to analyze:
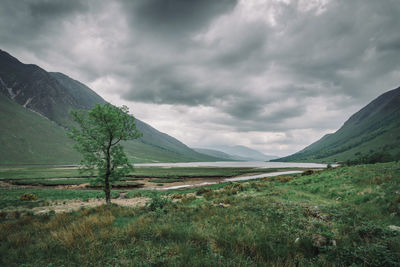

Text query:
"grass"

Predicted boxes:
[[0, 188, 119, 209], [149, 178, 183, 183], [1, 162, 399, 266]]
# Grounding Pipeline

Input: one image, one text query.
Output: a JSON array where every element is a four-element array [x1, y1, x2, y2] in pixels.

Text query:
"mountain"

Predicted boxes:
[[210, 145, 277, 161], [193, 148, 239, 161], [0, 49, 223, 164], [274, 87, 400, 163]]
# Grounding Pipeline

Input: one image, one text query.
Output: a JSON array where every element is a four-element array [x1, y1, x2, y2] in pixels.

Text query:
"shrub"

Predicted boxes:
[[276, 176, 294, 183], [181, 195, 196, 204], [196, 187, 212, 196], [301, 170, 314, 176], [19, 193, 38, 201], [147, 195, 170, 211]]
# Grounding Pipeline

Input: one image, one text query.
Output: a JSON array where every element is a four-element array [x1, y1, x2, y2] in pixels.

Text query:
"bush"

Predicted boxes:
[[19, 193, 37, 201], [196, 187, 212, 196], [147, 195, 170, 211], [301, 170, 314, 176]]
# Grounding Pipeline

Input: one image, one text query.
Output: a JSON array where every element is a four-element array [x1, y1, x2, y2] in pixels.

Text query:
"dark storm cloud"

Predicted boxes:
[[0, 0, 87, 37], [121, 0, 238, 39], [29, 0, 88, 18], [0, 0, 88, 56]]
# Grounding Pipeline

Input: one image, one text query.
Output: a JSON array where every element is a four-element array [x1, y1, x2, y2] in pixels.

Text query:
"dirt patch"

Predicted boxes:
[[136, 177, 224, 189], [0, 180, 13, 187], [51, 167, 79, 170], [31, 197, 151, 214], [55, 183, 90, 189]]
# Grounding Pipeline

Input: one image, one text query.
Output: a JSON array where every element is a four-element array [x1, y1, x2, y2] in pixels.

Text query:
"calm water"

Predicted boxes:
[[136, 161, 328, 168], [224, 170, 303, 181], [157, 170, 304, 190]]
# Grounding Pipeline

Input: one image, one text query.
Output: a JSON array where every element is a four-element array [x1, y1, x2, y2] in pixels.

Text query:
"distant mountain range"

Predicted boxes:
[[194, 145, 277, 161], [274, 86, 400, 163], [0, 49, 224, 164]]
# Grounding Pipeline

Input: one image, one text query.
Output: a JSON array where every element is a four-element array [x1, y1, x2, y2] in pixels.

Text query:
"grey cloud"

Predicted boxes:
[[0, 0, 88, 56], [29, 0, 88, 18], [121, 0, 238, 39], [1, 0, 400, 155]]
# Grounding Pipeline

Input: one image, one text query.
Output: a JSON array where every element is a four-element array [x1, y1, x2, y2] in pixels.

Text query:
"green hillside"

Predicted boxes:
[[0, 94, 80, 164], [275, 87, 400, 163], [193, 148, 237, 160]]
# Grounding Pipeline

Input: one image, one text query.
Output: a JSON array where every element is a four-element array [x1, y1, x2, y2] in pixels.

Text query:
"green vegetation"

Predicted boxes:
[[1, 162, 399, 266], [0, 188, 116, 209], [69, 103, 142, 204], [0, 94, 80, 164], [345, 151, 400, 165]]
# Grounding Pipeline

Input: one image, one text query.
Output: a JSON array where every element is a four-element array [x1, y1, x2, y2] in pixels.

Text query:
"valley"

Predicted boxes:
[[1, 10, 400, 266], [1, 162, 399, 266]]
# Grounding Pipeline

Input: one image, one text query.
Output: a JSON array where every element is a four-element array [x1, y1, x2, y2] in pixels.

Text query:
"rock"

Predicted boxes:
[[217, 203, 230, 208], [312, 233, 327, 247], [388, 225, 400, 232]]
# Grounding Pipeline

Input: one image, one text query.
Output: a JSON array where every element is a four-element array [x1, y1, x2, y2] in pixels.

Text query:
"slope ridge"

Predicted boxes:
[[274, 87, 400, 162]]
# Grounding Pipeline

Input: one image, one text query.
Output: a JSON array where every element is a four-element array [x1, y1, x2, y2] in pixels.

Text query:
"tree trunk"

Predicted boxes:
[[105, 172, 111, 204], [105, 138, 112, 204]]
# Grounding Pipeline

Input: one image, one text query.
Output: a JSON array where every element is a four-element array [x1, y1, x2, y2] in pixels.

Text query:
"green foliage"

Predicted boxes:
[[68, 103, 142, 203], [345, 151, 399, 165], [147, 194, 171, 211]]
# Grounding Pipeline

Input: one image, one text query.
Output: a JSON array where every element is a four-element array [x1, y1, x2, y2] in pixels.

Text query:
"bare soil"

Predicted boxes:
[[30, 197, 151, 214]]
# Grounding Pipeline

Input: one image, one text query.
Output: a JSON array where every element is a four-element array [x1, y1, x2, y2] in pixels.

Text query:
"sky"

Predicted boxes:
[[1, 0, 400, 157]]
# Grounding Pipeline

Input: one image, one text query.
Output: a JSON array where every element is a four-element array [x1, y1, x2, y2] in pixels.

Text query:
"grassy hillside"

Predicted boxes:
[[0, 94, 80, 164], [1, 162, 399, 266], [0, 92, 220, 164], [275, 87, 400, 163]]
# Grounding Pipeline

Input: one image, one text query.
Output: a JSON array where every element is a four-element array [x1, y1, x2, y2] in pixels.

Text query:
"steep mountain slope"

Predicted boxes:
[[0, 51, 83, 127], [275, 87, 400, 162], [49, 72, 106, 108], [0, 49, 222, 164], [213, 145, 277, 161]]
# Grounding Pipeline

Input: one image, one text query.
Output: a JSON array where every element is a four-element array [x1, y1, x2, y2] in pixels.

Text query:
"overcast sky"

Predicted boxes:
[[1, 0, 400, 156]]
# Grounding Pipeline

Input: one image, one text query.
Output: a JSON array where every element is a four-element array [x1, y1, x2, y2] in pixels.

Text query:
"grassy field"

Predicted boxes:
[[0, 162, 399, 266], [0, 165, 295, 185]]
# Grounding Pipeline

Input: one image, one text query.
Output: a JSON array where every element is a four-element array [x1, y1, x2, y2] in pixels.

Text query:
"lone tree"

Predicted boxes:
[[68, 103, 142, 204]]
